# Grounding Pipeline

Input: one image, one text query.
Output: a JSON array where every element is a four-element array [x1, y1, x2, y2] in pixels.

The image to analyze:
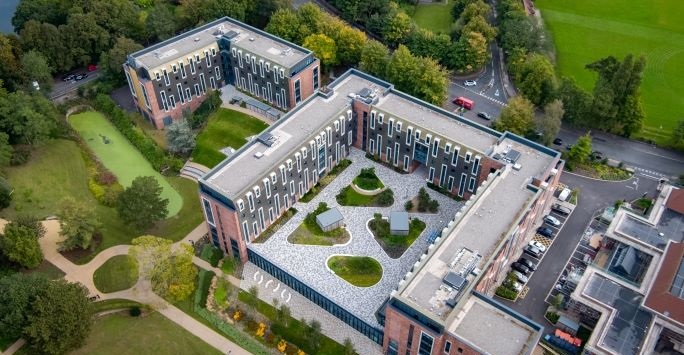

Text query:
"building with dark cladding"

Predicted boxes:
[[123, 16, 319, 128]]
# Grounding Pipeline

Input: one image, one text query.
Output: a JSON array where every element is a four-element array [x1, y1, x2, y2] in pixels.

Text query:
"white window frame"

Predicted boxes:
[[140, 83, 151, 108], [253, 186, 261, 198]]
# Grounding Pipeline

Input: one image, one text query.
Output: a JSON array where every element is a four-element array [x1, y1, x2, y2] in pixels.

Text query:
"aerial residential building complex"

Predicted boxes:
[[198, 56, 565, 353], [123, 17, 320, 128], [564, 185, 684, 355]]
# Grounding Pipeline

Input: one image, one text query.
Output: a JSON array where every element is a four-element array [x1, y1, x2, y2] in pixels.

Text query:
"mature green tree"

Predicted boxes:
[[325, 20, 367, 66], [178, 0, 251, 27], [0, 273, 51, 341], [14, 214, 46, 240], [414, 57, 449, 105], [0, 90, 58, 145], [12, 0, 71, 32], [146, 4, 178, 42], [89, 0, 144, 41], [245, 0, 291, 29], [672, 119, 684, 147], [557, 77, 592, 127], [404, 28, 451, 65], [459, 31, 489, 72], [499, 13, 542, 54], [100, 37, 144, 79], [0, 176, 12, 209], [59, 13, 111, 68], [303, 34, 337, 70], [382, 5, 413, 45], [297, 3, 325, 36], [0, 222, 43, 269], [0, 35, 26, 92], [459, 1, 491, 24], [19, 21, 67, 71], [166, 119, 196, 156], [538, 99, 564, 146], [329, 0, 389, 27], [57, 197, 101, 251], [117, 176, 169, 230], [0, 132, 13, 168], [359, 40, 390, 77], [23, 279, 93, 355], [566, 133, 592, 165], [386, 45, 418, 93], [494, 96, 535, 136], [515, 53, 558, 106], [265, 9, 302, 43], [460, 15, 497, 43], [130, 236, 197, 302], [21, 50, 53, 93], [450, 0, 473, 20]]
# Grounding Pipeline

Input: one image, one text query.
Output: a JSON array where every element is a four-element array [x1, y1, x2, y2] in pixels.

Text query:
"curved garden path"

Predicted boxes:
[[21, 220, 251, 355]]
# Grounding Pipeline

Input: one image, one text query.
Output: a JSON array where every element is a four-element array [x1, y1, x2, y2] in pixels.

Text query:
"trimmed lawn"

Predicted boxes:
[[93, 255, 138, 293], [70, 111, 182, 217], [353, 168, 384, 190], [409, 1, 456, 34], [1, 139, 202, 264], [536, 0, 684, 145], [192, 108, 268, 168], [369, 217, 426, 258], [70, 312, 222, 355], [288, 203, 350, 246], [336, 186, 394, 207], [327, 256, 382, 287]]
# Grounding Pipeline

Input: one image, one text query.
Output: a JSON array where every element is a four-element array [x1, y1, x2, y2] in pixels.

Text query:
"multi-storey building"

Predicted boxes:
[[565, 184, 684, 355], [199, 68, 564, 353], [123, 17, 320, 128]]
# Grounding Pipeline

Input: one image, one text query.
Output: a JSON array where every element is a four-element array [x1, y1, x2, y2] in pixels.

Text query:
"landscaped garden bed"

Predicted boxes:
[[368, 214, 426, 258], [327, 255, 383, 287], [300, 159, 351, 202], [336, 186, 394, 207], [427, 182, 463, 201], [288, 203, 350, 246], [405, 188, 440, 213], [572, 163, 632, 181], [93, 255, 138, 293], [352, 167, 384, 190], [253, 208, 297, 243]]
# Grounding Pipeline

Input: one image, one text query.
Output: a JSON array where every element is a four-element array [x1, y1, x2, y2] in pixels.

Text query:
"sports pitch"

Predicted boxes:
[[537, 0, 684, 144], [70, 111, 183, 217]]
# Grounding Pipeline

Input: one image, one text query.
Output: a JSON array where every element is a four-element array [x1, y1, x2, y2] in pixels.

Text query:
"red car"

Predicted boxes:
[[87, 64, 97, 72]]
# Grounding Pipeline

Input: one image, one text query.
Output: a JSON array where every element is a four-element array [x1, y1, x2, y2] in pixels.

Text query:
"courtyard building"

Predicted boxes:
[[390, 212, 409, 236], [123, 17, 320, 129], [199, 64, 564, 354], [316, 208, 344, 232]]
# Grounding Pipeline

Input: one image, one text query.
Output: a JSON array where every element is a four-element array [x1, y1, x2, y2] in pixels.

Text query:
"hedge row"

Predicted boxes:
[[93, 94, 183, 172], [194, 269, 215, 310]]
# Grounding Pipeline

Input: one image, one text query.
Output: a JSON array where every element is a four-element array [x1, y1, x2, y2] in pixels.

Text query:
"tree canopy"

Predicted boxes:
[[0, 221, 43, 269], [494, 96, 535, 136], [57, 197, 101, 251], [566, 133, 592, 166], [116, 176, 169, 230], [166, 119, 196, 156]]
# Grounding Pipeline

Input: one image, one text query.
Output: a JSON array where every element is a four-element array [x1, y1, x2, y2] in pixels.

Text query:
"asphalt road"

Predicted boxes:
[[556, 126, 684, 180], [499, 172, 659, 330], [49, 69, 100, 101]]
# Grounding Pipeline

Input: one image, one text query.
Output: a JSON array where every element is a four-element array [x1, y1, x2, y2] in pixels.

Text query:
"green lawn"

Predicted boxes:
[[336, 186, 394, 207], [409, 1, 456, 34], [69, 111, 182, 217], [192, 108, 268, 168], [1, 139, 203, 263], [327, 256, 382, 287], [70, 312, 222, 355], [369, 217, 426, 258], [353, 168, 385, 190], [288, 203, 350, 245], [536, 0, 684, 145], [93, 255, 138, 293]]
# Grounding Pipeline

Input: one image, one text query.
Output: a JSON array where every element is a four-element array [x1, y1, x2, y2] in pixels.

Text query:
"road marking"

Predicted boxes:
[[451, 82, 507, 106]]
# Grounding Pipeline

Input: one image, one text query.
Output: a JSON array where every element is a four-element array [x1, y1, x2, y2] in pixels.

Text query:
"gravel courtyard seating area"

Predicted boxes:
[[248, 148, 462, 329]]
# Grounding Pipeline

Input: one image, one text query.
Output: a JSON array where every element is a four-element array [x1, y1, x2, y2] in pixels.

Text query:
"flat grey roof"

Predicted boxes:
[[450, 298, 534, 355], [203, 73, 390, 198], [399, 136, 556, 329], [317, 208, 343, 228], [390, 212, 409, 231], [375, 92, 498, 153], [130, 17, 309, 69]]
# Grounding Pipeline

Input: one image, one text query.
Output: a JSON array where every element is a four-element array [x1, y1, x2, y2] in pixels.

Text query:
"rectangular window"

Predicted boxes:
[[388, 118, 394, 136], [262, 87, 267, 100], [377, 135, 383, 153], [340, 117, 346, 135], [289, 181, 295, 196], [268, 208, 274, 223], [418, 332, 434, 355], [281, 89, 286, 107], [415, 129, 421, 141], [326, 127, 332, 146], [267, 82, 273, 103], [370, 111, 376, 129], [286, 159, 293, 171], [444, 341, 452, 353], [172, 64, 177, 73], [252, 222, 258, 236], [231, 48, 236, 57], [162, 69, 170, 86], [205, 50, 211, 67], [280, 165, 287, 183], [432, 138, 440, 157], [253, 186, 261, 198], [403, 155, 410, 171], [425, 134, 432, 145], [199, 73, 207, 93], [465, 151, 472, 163], [298, 182, 303, 196], [194, 84, 201, 97], [270, 172, 277, 185], [445, 143, 452, 154], [241, 221, 250, 242], [265, 62, 270, 72], [139, 83, 150, 108], [259, 60, 264, 77], [177, 84, 184, 104], [428, 167, 435, 182], [378, 113, 384, 124], [237, 199, 245, 211], [185, 88, 192, 102], [159, 91, 169, 111], [279, 68, 284, 78], [294, 79, 301, 104], [386, 147, 392, 163], [469, 177, 476, 192], [258, 208, 265, 230], [251, 57, 256, 74], [210, 77, 216, 90], [296, 153, 302, 172], [448, 176, 455, 191], [459, 174, 467, 197], [168, 94, 176, 109], [407, 127, 413, 145], [318, 145, 326, 173], [472, 156, 480, 175], [215, 67, 221, 80], [348, 131, 352, 145], [247, 192, 255, 211], [211, 47, 216, 56], [394, 143, 400, 166], [440, 164, 447, 186], [313, 66, 319, 90], [154, 71, 160, 81], [238, 50, 243, 67], [273, 65, 279, 84], [202, 198, 215, 226], [179, 62, 186, 78], [396, 121, 402, 133], [248, 74, 253, 94], [452, 147, 460, 166], [274, 194, 281, 214]]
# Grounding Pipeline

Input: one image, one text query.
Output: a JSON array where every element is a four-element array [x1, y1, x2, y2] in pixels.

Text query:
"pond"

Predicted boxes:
[[0, 0, 20, 34]]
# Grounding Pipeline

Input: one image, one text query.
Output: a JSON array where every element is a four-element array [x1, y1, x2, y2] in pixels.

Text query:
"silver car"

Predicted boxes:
[[512, 271, 529, 284], [464, 80, 477, 86]]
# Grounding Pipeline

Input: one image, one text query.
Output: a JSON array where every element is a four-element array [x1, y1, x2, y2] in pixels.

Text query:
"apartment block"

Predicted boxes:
[[123, 17, 319, 129], [199, 69, 563, 353]]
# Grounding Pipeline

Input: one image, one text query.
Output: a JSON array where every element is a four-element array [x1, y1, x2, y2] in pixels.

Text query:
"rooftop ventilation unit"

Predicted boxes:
[[504, 149, 521, 164], [194, 37, 201, 42], [257, 132, 278, 147], [223, 30, 238, 40], [254, 152, 264, 159]]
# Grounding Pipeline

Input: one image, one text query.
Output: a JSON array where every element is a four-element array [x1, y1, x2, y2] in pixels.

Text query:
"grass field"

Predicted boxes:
[[70, 312, 221, 355], [327, 256, 382, 287], [406, 1, 455, 34], [192, 108, 268, 168], [1, 139, 202, 263], [70, 111, 182, 217], [93, 255, 138, 293], [536, 0, 684, 144]]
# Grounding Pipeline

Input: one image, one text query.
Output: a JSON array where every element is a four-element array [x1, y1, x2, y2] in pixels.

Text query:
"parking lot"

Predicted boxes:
[[506, 200, 574, 301]]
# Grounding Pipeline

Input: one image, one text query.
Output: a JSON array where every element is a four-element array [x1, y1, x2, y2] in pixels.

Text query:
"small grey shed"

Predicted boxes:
[[390, 211, 409, 236], [316, 208, 344, 232]]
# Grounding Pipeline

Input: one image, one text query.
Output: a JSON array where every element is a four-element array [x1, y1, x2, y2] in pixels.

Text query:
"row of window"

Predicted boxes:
[[235, 70, 287, 108], [154, 47, 218, 85], [232, 47, 285, 83], [158, 73, 218, 112]]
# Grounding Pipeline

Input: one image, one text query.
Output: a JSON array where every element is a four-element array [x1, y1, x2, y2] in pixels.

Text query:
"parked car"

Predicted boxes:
[[477, 112, 492, 120], [553, 138, 563, 145], [544, 215, 561, 227], [464, 80, 477, 86], [510, 281, 523, 292], [524, 245, 543, 259], [528, 240, 547, 253], [511, 262, 531, 275], [551, 203, 571, 216], [512, 271, 529, 284], [518, 257, 537, 271], [87, 64, 97, 72], [75, 73, 88, 81], [537, 226, 554, 238], [62, 74, 75, 82]]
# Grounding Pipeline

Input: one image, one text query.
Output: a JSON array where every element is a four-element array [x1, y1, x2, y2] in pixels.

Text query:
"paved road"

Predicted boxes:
[[49, 69, 100, 101], [557, 126, 684, 179], [499, 172, 658, 330]]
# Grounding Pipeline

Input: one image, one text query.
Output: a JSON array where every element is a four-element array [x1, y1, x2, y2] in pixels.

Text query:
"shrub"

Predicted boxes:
[[404, 200, 413, 211], [545, 311, 560, 324], [129, 306, 141, 317], [95, 170, 118, 185], [0, 176, 13, 209], [10, 145, 31, 166], [194, 270, 215, 309], [376, 189, 394, 206], [102, 183, 123, 207], [200, 245, 224, 267], [495, 286, 518, 300]]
